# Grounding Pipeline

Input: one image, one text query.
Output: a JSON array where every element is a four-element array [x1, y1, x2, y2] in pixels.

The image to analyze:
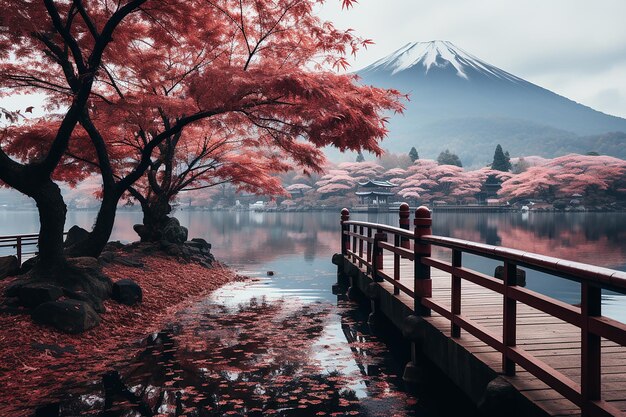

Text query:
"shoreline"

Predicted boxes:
[[0, 252, 244, 416]]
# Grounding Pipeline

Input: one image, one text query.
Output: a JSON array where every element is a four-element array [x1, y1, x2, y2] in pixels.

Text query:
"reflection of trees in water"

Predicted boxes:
[[430, 213, 626, 269], [40, 296, 418, 417]]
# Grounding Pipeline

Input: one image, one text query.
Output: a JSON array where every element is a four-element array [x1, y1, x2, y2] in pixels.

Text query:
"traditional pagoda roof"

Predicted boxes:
[[356, 191, 395, 196], [358, 179, 395, 188]]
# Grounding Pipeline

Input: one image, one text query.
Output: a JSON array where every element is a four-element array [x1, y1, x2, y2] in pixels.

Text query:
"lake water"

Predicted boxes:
[[2, 209, 623, 316], [2, 209, 625, 415]]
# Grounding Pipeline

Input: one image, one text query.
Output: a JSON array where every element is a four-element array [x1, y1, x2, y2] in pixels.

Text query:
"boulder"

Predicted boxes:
[[0, 255, 19, 279], [32, 300, 100, 334], [162, 217, 188, 244], [18, 283, 63, 308], [64, 257, 113, 300], [187, 238, 211, 251], [63, 288, 106, 313], [64, 225, 90, 248], [103, 241, 125, 251], [112, 279, 143, 306], [19, 256, 38, 275], [166, 245, 183, 257], [98, 251, 115, 266]]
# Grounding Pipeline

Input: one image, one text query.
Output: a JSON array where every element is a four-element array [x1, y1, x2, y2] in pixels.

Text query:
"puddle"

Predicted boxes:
[[33, 278, 476, 416]]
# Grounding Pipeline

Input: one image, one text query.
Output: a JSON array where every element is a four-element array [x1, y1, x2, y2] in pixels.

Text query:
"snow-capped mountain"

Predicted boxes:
[[353, 40, 626, 166], [362, 40, 526, 84]]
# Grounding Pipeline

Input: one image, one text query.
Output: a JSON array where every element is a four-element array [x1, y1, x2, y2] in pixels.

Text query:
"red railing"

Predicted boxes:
[[340, 204, 626, 417]]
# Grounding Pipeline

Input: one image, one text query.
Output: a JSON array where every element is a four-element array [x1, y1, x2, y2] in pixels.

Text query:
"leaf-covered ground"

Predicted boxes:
[[0, 255, 241, 416], [39, 282, 421, 417]]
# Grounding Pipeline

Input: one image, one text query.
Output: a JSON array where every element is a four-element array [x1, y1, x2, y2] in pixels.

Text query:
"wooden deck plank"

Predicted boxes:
[[353, 254, 626, 417]]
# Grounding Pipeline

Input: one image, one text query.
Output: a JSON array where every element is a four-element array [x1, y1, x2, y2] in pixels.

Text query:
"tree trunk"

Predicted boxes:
[[137, 196, 172, 242], [32, 180, 68, 275], [67, 190, 120, 258]]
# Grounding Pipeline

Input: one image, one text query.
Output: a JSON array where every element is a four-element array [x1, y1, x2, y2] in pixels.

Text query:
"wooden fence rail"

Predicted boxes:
[[0, 232, 68, 264], [340, 204, 626, 417]]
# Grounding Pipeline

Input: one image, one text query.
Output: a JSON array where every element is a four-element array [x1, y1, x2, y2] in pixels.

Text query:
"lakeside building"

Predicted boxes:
[[353, 179, 396, 212]]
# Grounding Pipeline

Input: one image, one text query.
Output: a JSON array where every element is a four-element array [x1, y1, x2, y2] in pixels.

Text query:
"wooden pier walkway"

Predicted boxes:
[[338, 205, 626, 417]]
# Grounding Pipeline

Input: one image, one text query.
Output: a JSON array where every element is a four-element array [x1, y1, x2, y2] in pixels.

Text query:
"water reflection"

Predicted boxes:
[[353, 211, 626, 319], [38, 282, 427, 417]]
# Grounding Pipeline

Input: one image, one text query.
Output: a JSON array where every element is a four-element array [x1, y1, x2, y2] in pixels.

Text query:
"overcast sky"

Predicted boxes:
[[318, 0, 626, 119]]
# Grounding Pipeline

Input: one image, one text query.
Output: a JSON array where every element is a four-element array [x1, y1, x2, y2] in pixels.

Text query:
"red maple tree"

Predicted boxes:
[[0, 0, 403, 275]]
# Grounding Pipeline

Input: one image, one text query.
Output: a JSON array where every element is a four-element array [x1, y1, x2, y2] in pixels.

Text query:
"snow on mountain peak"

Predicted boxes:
[[362, 40, 525, 83]]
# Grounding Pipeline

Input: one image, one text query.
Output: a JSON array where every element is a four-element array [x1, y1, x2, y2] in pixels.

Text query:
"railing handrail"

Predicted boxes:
[[340, 206, 626, 417], [344, 220, 626, 293], [0, 231, 69, 264], [421, 234, 626, 293], [0, 233, 42, 240], [343, 220, 414, 239]]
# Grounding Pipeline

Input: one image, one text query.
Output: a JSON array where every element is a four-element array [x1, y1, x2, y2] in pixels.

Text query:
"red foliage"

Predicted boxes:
[[0, 256, 240, 416], [0, 0, 404, 188]]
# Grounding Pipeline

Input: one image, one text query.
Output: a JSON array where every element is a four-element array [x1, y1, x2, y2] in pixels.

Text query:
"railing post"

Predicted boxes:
[[393, 232, 400, 295], [340, 208, 350, 256], [398, 202, 410, 249], [366, 227, 373, 275], [503, 261, 518, 376], [372, 228, 387, 282], [358, 225, 364, 267], [413, 206, 432, 316], [581, 282, 601, 416], [451, 249, 462, 338], [352, 224, 358, 260], [16, 236, 22, 265]]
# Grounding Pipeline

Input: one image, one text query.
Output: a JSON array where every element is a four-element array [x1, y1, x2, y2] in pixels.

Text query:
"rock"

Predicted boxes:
[[18, 283, 63, 308], [494, 266, 527, 287], [112, 279, 143, 306], [166, 244, 182, 257], [159, 239, 176, 250], [4, 281, 23, 297], [103, 241, 125, 251], [63, 257, 113, 301], [32, 300, 100, 334], [64, 225, 90, 248], [139, 243, 159, 254], [63, 288, 106, 313], [19, 256, 38, 274], [98, 251, 115, 266], [0, 255, 19, 279], [112, 257, 144, 268], [162, 217, 188, 244], [189, 238, 211, 250]]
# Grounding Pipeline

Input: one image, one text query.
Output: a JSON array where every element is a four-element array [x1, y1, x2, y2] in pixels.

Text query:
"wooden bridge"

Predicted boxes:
[[337, 204, 626, 417]]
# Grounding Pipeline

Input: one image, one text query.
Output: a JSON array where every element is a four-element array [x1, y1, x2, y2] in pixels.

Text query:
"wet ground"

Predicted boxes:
[[32, 274, 476, 417]]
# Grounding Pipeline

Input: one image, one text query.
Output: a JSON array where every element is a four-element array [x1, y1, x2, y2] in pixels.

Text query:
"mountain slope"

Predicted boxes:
[[353, 40, 626, 166]]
